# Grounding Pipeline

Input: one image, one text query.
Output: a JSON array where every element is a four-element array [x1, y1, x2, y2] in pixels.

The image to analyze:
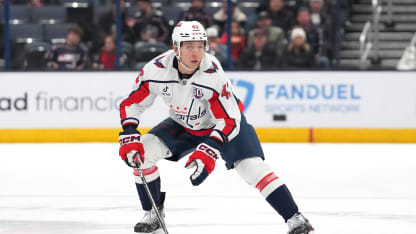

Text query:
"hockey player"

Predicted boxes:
[[118, 20, 315, 234]]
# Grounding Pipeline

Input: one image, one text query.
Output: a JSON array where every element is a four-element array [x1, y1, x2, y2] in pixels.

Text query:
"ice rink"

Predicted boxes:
[[1, 143, 415, 234]]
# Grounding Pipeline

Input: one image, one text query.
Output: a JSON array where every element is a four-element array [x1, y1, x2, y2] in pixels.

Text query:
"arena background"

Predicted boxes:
[[1, 1, 416, 234], [1, 0, 416, 142]]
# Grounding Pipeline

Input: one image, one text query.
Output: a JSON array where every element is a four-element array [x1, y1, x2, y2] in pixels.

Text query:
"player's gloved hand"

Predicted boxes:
[[185, 138, 222, 186], [119, 125, 145, 167]]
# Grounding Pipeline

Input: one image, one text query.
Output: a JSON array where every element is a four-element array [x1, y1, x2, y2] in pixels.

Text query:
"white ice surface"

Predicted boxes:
[[1, 143, 416, 234]]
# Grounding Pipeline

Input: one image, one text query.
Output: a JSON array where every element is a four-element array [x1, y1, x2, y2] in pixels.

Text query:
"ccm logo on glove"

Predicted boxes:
[[119, 130, 145, 166], [119, 135, 141, 145], [197, 144, 219, 160]]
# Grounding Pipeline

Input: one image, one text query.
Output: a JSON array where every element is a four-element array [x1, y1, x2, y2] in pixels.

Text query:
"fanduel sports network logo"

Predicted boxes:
[[230, 79, 254, 113]]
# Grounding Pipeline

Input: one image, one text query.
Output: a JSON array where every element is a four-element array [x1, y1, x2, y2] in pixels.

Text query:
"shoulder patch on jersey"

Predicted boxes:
[[192, 86, 204, 99], [154, 56, 166, 68], [204, 61, 219, 74]]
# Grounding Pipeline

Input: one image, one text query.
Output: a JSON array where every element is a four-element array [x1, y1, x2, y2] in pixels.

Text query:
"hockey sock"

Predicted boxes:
[[266, 185, 299, 222], [134, 165, 162, 211], [234, 158, 299, 222], [135, 177, 161, 211]]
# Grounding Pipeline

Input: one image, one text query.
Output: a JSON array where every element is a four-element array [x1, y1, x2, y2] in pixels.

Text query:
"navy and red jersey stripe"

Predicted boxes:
[[120, 82, 150, 124], [208, 92, 237, 139]]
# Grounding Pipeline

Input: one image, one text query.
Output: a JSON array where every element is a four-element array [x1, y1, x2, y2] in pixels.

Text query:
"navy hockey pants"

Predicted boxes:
[[148, 115, 265, 169]]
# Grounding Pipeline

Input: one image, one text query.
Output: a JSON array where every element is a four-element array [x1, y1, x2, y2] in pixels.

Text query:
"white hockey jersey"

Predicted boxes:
[[120, 50, 244, 143]]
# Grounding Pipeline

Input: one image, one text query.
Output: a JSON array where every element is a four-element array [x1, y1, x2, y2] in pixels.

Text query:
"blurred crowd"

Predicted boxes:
[[0, 0, 356, 70]]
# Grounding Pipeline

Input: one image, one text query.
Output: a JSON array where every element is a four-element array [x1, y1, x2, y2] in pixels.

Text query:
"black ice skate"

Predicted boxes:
[[287, 213, 315, 234], [134, 206, 165, 233], [134, 192, 166, 233]]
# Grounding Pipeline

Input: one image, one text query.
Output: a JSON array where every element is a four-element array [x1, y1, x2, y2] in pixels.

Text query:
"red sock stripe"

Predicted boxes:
[[133, 166, 158, 176], [255, 172, 279, 192]]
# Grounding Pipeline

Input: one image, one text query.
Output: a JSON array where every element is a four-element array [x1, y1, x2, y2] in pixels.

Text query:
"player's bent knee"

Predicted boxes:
[[234, 157, 284, 198], [234, 157, 270, 187], [141, 133, 172, 167], [133, 134, 171, 183]]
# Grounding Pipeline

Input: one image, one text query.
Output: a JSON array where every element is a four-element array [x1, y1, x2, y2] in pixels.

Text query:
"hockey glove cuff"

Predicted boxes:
[[185, 142, 221, 186], [119, 125, 145, 167]]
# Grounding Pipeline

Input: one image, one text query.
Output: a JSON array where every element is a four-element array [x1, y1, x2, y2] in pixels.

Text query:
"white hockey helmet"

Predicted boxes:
[[172, 21, 209, 51]]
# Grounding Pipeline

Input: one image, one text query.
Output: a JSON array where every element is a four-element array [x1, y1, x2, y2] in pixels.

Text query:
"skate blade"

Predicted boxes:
[[135, 228, 163, 234], [152, 228, 164, 234]]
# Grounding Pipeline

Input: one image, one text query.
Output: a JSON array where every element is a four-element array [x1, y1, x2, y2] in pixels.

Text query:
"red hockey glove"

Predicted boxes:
[[119, 126, 145, 167], [185, 140, 221, 186]]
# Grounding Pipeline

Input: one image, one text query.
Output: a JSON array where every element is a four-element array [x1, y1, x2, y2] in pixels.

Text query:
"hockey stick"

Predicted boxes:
[[134, 154, 169, 234]]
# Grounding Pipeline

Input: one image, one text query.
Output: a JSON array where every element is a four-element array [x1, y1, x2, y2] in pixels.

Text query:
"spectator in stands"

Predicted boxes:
[[310, 0, 333, 64], [123, 0, 170, 45], [180, 0, 213, 28], [92, 35, 118, 70], [45, 26, 89, 70], [247, 11, 286, 56], [206, 27, 227, 66], [138, 24, 162, 44], [237, 28, 281, 70], [294, 7, 329, 68], [273, 0, 316, 14], [283, 27, 315, 69], [295, 7, 319, 54], [213, 0, 247, 34], [326, 0, 354, 27], [94, 0, 128, 57], [219, 20, 246, 63], [310, 0, 330, 28], [267, 0, 296, 36], [98, 0, 128, 37]]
